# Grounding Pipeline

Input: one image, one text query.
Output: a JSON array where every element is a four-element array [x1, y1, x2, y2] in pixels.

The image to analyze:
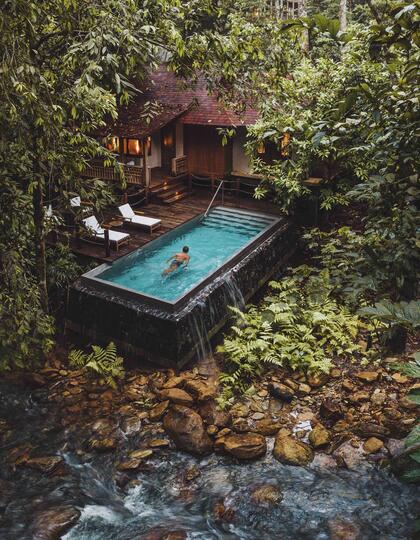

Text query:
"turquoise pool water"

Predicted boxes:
[[97, 207, 278, 303]]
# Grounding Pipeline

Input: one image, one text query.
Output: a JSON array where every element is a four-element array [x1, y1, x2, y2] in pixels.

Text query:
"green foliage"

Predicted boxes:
[[218, 266, 363, 403], [359, 300, 420, 330], [68, 342, 124, 389], [392, 352, 420, 484]]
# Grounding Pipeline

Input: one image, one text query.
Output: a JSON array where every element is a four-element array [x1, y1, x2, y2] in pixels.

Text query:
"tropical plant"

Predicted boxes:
[[218, 266, 364, 404], [68, 342, 125, 389], [392, 352, 420, 484]]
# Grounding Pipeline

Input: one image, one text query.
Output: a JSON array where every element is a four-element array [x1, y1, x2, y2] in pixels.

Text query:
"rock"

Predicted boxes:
[[330, 368, 341, 378], [163, 376, 184, 389], [88, 437, 117, 452], [31, 505, 80, 540], [251, 485, 282, 505], [251, 412, 265, 420], [353, 422, 389, 439], [311, 453, 337, 469], [199, 401, 231, 427], [215, 432, 266, 459], [25, 456, 63, 474], [122, 416, 143, 435], [129, 449, 154, 460], [91, 417, 117, 436], [163, 405, 212, 455], [216, 428, 232, 438], [320, 400, 343, 421], [212, 500, 235, 522], [328, 518, 360, 540], [207, 425, 219, 436], [308, 424, 330, 449], [268, 382, 294, 402], [254, 418, 283, 436], [149, 401, 170, 421], [342, 379, 355, 392], [386, 438, 405, 458], [232, 418, 251, 433], [159, 388, 194, 406], [371, 389, 386, 406], [148, 438, 170, 448], [183, 379, 216, 401], [138, 527, 187, 540], [307, 373, 329, 388], [392, 373, 409, 384], [363, 437, 384, 454], [284, 378, 299, 390], [333, 441, 365, 470], [297, 383, 311, 396], [273, 434, 314, 466], [355, 371, 379, 383], [117, 458, 143, 471], [400, 396, 418, 410], [349, 391, 370, 403]]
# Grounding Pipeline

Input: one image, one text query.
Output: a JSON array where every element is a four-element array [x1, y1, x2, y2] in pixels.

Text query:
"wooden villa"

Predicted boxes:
[[83, 66, 288, 205]]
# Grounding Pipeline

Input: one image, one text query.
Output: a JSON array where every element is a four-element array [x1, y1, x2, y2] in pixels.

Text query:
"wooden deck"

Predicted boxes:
[[59, 191, 283, 264]]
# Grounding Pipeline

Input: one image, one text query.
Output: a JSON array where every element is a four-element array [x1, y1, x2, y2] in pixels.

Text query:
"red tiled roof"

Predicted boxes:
[[107, 67, 258, 138]]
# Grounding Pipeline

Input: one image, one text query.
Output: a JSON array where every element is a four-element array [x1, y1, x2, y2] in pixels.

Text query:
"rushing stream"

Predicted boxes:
[[0, 380, 419, 540]]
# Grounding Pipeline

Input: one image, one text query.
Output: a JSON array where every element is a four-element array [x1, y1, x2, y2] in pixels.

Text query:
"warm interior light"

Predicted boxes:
[[105, 136, 119, 153], [257, 142, 265, 154], [280, 133, 291, 156], [125, 138, 142, 156], [163, 134, 173, 147]]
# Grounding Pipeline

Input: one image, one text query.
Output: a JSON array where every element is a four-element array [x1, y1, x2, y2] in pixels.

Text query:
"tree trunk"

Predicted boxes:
[[339, 0, 347, 33], [32, 170, 49, 313]]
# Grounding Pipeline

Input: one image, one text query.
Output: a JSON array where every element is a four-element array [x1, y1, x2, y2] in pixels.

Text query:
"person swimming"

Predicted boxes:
[[162, 246, 190, 276]]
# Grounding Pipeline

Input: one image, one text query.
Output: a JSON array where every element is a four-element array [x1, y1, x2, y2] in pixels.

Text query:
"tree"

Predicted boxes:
[[339, 0, 347, 32]]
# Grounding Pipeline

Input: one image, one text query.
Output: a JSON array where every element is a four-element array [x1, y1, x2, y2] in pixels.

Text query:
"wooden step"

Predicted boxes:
[[151, 180, 186, 196], [161, 190, 193, 205], [157, 185, 190, 201]]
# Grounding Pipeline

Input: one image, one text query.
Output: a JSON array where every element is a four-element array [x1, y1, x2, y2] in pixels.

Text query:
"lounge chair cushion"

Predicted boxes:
[[118, 204, 161, 227], [70, 196, 81, 207], [82, 216, 129, 242]]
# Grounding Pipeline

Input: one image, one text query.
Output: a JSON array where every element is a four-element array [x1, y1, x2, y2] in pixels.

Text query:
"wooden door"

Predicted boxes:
[[161, 123, 176, 171]]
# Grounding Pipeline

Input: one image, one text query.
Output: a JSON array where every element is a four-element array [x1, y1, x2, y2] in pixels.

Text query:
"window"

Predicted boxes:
[[123, 138, 142, 156], [105, 136, 119, 153]]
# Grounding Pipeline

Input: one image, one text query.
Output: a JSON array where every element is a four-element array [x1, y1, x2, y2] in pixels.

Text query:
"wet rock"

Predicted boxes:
[[371, 389, 386, 406], [129, 449, 154, 460], [273, 434, 314, 466], [399, 396, 419, 410], [207, 425, 218, 436], [250, 484, 282, 505], [333, 441, 365, 470], [353, 422, 389, 439], [308, 424, 330, 449], [149, 401, 170, 421], [232, 418, 251, 433], [297, 383, 311, 396], [363, 437, 384, 454], [148, 438, 170, 448], [163, 405, 212, 455], [328, 518, 360, 540], [162, 375, 184, 389], [183, 379, 216, 401], [307, 373, 329, 388], [215, 433, 266, 460], [88, 437, 117, 452], [159, 388, 194, 406], [342, 379, 355, 392], [31, 505, 80, 540], [212, 500, 235, 522], [122, 416, 143, 435], [268, 382, 294, 402], [355, 371, 379, 383], [320, 400, 343, 421], [91, 417, 117, 436], [330, 368, 341, 378], [216, 428, 232, 438], [117, 458, 143, 471], [349, 391, 370, 404], [311, 453, 337, 469], [386, 438, 405, 458], [392, 373, 409, 384], [138, 527, 187, 540], [199, 401, 231, 427], [25, 456, 63, 474], [251, 412, 265, 420], [254, 418, 283, 436], [284, 378, 299, 390]]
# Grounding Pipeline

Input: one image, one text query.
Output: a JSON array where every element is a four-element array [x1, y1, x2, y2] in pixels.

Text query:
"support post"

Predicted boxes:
[[103, 225, 111, 257]]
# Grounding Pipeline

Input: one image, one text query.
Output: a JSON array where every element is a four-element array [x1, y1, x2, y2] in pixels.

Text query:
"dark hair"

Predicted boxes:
[[183, 246, 189, 253]]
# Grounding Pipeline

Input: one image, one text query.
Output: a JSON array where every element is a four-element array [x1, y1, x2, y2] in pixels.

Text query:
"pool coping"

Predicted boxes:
[[80, 206, 284, 313]]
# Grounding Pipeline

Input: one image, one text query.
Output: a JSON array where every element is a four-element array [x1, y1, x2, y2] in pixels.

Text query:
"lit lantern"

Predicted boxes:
[[257, 141, 265, 154], [280, 133, 290, 156], [163, 133, 173, 147]]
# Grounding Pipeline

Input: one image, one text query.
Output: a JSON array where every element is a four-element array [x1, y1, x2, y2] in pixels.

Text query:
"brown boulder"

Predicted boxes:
[[268, 382, 294, 402], [215, 433, 266, 460], [183, 379, 216, 401], [199, 401, 231, 427], [25, 456, 63, 474], [149, 401, 170, 421], [163, 405, 212, 455], [250, 484, 282, 505], [355, 371, 379, 383], [31, 505, 80, 540], [254, 418, 283, 436], [320, 400, 343, 421], [308, 424, 331, 449], [353, 422, 389, 439], [363, 437, 384, 454], [159, 388, 194, 406], [328, 518, 360, 540], [307, 373, 329, 388], [273, 434, 314, 466]]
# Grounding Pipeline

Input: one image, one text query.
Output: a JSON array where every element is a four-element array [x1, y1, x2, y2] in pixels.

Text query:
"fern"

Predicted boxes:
[[219, 266, 365, 400], [68, 342, 125, 389]]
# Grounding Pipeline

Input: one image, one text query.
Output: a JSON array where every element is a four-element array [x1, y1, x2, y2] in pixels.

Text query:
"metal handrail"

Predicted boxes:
[[203, 180, 224, 219]]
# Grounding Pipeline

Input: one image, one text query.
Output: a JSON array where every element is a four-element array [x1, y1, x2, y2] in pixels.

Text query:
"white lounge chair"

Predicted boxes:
[[118, 203, 161, 234], [82, 215, 130, 251]]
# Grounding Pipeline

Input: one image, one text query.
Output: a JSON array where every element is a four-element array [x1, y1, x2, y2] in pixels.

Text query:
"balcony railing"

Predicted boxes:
[[83, 160, 144, 185]]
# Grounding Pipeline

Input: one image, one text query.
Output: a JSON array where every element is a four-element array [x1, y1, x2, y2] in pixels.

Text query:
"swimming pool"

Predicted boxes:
[[84, 207, 281, 308], [69, 206, 295, 366]]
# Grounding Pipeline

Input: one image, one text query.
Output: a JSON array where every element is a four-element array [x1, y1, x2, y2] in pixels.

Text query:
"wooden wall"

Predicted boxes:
[[184, 125, 232, 177]]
